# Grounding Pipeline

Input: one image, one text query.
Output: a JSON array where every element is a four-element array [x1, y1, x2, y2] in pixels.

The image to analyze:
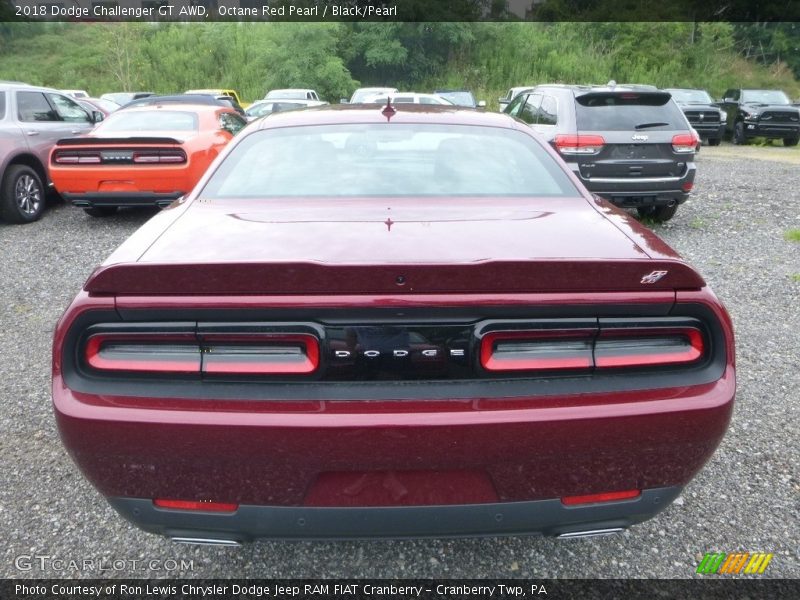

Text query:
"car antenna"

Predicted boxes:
[[381, 96, 396, 120]]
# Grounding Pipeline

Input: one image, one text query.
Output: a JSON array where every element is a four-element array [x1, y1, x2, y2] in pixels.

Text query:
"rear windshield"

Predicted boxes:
[[98, 110, 199, 132], [576, 93, 687, 131], [667, 89, 713, 104], [200, 124, 580, 199]]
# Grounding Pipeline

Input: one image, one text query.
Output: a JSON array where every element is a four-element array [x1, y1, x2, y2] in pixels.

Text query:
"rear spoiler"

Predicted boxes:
[[56, 137, 182, 146], [577, 91, 672, 106]]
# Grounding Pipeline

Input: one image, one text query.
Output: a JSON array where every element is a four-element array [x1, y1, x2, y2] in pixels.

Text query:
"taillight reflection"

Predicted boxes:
[[202, 334, 319, 375]]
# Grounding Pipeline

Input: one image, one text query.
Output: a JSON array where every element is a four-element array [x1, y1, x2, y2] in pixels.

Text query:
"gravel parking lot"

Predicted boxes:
[[1, 145, 798, 579]]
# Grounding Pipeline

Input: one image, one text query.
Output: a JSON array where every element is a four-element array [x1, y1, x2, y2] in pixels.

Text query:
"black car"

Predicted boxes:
[[720, 89, 800, 146], [505, 84, 697, 221], [665, 88, 726, 146]]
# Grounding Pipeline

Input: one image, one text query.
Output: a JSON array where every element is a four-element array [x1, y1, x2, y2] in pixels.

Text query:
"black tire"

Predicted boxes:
[[707, 137, 722, 146], [650, 203, 678, 222], [0, 165, 45, 224], [733, 122, 748, 145], [784, 137, 799, 147], [83, 206, 118, 218]]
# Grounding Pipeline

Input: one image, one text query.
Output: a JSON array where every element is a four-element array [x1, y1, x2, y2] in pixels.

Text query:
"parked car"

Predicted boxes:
[[433, 89, 486, 108], [124, 94, 245, 116], [348, 87, 398, 104], [76, 97, 121, 119], [100, 92, 155, 106], [184, 88, 246, 108], [53, 104, 734, 543], [719, 88, 800, 146], [62, 89, 89, 99], [664, 88, 726, 146], [498, 85, 534, 111], [0, 82, 99, 223], [264, 89, 321, 102], [49, 104, 246, 217], [505, 83, 698, 221], [244, 99, 327, 121], [364, 92, 454, 105]]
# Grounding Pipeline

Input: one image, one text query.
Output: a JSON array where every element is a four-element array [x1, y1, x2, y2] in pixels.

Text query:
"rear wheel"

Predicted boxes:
[[707, 137, 721, 146], [84, 206, 118, 218], [0, 165, 45, 224], [784, 137, 799, 147], [733, 122, 747, 145]]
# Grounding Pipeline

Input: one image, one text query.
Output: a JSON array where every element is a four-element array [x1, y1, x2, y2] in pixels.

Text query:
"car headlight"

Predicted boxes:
[[744, 111, 758, 120], [719, 111, 727, 122]]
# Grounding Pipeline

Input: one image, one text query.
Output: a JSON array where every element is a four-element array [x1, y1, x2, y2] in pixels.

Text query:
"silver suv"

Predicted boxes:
[[0, 82, 99, 223]]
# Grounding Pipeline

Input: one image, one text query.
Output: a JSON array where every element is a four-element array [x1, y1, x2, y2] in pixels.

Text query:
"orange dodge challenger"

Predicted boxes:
[[50, 104, 246, 216]]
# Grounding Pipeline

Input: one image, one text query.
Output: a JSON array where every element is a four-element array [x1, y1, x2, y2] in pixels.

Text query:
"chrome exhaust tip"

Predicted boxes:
[[170, 536, 241, 547], [557, 527, 624, 539]]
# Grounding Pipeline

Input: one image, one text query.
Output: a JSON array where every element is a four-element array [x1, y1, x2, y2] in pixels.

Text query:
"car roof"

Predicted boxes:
[[110, 103, 229, 114], [0, 81, 59, 92], [251, 103, 515, 131]]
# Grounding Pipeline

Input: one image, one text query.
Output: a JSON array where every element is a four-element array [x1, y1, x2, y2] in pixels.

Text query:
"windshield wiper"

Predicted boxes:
[[634, 122, 670, 130]]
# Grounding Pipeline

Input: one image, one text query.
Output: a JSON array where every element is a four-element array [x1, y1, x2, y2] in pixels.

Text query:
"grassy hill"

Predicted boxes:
[[0, 22, 797, 107]]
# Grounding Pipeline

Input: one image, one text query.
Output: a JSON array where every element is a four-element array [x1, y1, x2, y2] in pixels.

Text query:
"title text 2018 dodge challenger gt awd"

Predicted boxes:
[[53, 105, 734, 544]]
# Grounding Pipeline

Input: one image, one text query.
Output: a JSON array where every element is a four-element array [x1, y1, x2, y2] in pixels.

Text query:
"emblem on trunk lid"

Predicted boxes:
[[641, 270, 668, 284], [631, 134, 649, 141]]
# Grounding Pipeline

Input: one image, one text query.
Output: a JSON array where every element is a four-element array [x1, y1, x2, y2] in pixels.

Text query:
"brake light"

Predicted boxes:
[[561, 489, 641, 506], [554, 134, 605, 155], [133, 151, 187, 164], [83, 332, 320, 376], [84, 333, 201, 373], [480, 325, 705, 372], [201, 334, 320, 375], [153, 499, 238, 512], [594, 327, 704, 368], [480, 330, 594, 372], [53, 151, 102, 164], [672, 133, 698, 153]]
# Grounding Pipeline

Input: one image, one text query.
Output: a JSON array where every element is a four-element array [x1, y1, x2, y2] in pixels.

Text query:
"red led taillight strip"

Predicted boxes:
[[84, 332, 320, 376], [594, 327, 704, 368], [84, 333, 200, 373], [153, 499, 238, 512], [480, 326, 705, 372], [201, 334, 320, 375], [481, 329, 595, 372]]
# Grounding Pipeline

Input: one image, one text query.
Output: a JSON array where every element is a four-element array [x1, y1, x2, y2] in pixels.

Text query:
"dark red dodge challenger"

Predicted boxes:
[[53, 105, 734, 544]]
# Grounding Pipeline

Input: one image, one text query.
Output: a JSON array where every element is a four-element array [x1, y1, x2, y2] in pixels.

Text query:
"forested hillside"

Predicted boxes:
[[0, 21, 797, 107]]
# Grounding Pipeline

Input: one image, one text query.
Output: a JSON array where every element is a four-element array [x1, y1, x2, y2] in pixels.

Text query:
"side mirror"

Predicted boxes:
[[498, 97, 505, 103], [477, 100, 486, 108], [340, 98, 349, 104], [722, 98, 732, 103], [92, 110, 104, 123]]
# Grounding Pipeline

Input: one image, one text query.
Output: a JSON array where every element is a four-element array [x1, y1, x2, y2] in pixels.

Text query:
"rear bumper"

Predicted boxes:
[[570, 163, 695, 207], [108, 487, 682, 542], [64, 191, 182, 209]]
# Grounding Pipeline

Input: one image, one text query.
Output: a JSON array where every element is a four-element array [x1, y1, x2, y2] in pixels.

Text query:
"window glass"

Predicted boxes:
[[47, 93, 91, 123], [538, 95, 558, 125], [98, 110, 199, 132], [576, 93, 686, 131], [504, 93, 526, 117], [518, 94, 543, 124], [219, 112, 246, 135], [17, 91, 59, 122], [200, 124, 580, 199], [0, 92, 5, 119]]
